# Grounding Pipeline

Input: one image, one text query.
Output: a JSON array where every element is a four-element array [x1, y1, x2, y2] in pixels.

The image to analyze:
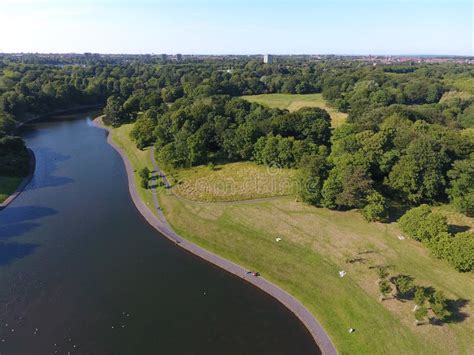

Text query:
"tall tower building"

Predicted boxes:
[[263, 54, 273, 64]]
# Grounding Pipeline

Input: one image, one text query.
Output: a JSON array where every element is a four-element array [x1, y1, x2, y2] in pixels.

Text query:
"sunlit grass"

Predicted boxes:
[[242, 93, 347, 127]]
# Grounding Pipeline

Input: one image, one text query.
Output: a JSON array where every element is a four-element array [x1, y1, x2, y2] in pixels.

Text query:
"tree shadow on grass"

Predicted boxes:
[[445, 298, 470, 324], [448, 224, 471, 234]]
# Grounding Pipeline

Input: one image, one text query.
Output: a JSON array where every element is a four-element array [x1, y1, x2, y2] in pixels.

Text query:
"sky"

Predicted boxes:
[[0, 0, 472, 55]]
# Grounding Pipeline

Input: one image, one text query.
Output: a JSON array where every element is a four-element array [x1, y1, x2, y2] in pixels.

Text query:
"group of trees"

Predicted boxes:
[[300, 112, 472, 216], [399, 205, 473, 272], [1, 55, 472, 272], [130, 96, 331, 170], [374, 265, 453, 325]]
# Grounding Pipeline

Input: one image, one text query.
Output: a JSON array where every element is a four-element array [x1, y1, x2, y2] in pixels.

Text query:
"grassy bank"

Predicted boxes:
[[0, 176, 23, 203], [102, 119, 473, 354], [242, 93, 347, 127]]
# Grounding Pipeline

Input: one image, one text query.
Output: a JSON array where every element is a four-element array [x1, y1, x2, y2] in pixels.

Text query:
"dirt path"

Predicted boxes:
[[94, 118, 337, 355]]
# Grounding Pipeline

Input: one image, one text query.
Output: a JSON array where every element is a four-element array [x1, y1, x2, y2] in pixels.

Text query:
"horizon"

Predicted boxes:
[[0, 0, 472, 56], [2, 52, 473, 57]]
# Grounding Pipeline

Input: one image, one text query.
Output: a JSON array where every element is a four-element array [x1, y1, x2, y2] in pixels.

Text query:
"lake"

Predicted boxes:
[[0, 112, 319, 354]]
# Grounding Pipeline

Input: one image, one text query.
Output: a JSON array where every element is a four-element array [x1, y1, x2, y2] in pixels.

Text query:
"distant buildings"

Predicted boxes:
[[263, 54, 273, 64]]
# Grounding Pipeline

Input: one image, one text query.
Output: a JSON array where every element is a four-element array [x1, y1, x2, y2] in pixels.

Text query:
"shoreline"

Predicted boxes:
[[0, 149, 36, 210], [14, 104, 103, 131], [0, 105, 102, 209], [93, 117, 337, 355]]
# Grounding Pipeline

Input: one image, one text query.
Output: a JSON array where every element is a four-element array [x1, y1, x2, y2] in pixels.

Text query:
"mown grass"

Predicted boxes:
[[102, 118, 474, 354], [0, 176, 23, 203], [171, 162, 297, 202], [242, 93, 347, 127], [159, 194, 473, 355]]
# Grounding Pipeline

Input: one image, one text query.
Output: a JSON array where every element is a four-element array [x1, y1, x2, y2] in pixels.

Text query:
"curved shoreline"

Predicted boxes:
[[0, 149, 36, 211], [93, 118, 337, 355]]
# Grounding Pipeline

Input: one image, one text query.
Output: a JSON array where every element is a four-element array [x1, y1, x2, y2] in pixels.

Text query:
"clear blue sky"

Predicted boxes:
[[0, 0, 472, 55]]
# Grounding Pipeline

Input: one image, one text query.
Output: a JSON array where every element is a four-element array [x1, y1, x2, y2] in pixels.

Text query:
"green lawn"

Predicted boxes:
[[242, 93, 347, 127], [159, 194, 473, 355], [171, 161, 297, 202], [102, 118, 474, 354], [0, 176, 23, 203]]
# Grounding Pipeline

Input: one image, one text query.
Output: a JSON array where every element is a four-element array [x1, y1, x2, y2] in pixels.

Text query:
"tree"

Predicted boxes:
[[378, 280, 392, 301], [139, 167, 150, 179], [447, 155, 474, 216], [391, 274, 415, 299], [414, 306, 428, 325], [414, 286, 428, 306], [387, 137, 446, 204], [362, 191, 387, 222], [322, 153, 373, 209], [103, 95, 127, 127], [430, 291, 451, 321], [398, 205, 448, 242], [297, 149, 329, 205], [445, 232, 474, 272]]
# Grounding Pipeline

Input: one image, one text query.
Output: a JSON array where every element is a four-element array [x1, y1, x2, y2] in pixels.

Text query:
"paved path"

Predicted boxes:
[[94, 118, 337, 355]]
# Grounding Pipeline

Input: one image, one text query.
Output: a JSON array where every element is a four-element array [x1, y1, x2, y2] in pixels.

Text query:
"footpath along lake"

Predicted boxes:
[[0, 112, 319, 354]]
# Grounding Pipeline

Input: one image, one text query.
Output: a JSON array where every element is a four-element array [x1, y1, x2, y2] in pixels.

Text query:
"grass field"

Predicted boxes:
[[242, 93, 347, 127], [0, 176, 23, 203], [159, 194, 474, 354], [171, 162, 297, 202], [103, 119, 474, 354]]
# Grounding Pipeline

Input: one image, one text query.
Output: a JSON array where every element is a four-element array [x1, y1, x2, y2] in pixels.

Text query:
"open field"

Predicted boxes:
[[242, 93, 347, 127], [171, 162, 297, 202], [102, 120, 473, 354], [159, 193, 474, 354], [0, 176, 23, 203]]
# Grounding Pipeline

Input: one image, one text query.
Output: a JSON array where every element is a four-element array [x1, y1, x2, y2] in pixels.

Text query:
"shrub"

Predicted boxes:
[[414, 306, 428, 325], [378, 280, 392, 300], [445, 232, 474, 272], [139, 167, 150, 179], [140, 177, 149, 189], [362, 191, 387, 222], [398, 205, 448, 241], [391, 274, 415, 299], [429, 291, 451, 321]]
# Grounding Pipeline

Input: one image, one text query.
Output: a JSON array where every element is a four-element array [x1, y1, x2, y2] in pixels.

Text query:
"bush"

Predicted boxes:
[[398, 205, 448, 241], [362, 191, 387, 222], [140, 176, 149, 189], [445, 232, 474, 272], [139, 167, 150, 179], [429, 291, 451, 321], [391, 274, 415, 299]]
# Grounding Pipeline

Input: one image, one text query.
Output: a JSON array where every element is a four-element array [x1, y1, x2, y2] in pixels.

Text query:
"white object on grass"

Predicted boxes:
[[339, 270, 347, 278], [398, 235, 405, 240], [275, 237, 282, 242]]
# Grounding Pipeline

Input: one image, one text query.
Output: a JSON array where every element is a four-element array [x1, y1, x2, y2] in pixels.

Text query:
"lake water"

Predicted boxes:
[[0, 112, 319, 354]]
